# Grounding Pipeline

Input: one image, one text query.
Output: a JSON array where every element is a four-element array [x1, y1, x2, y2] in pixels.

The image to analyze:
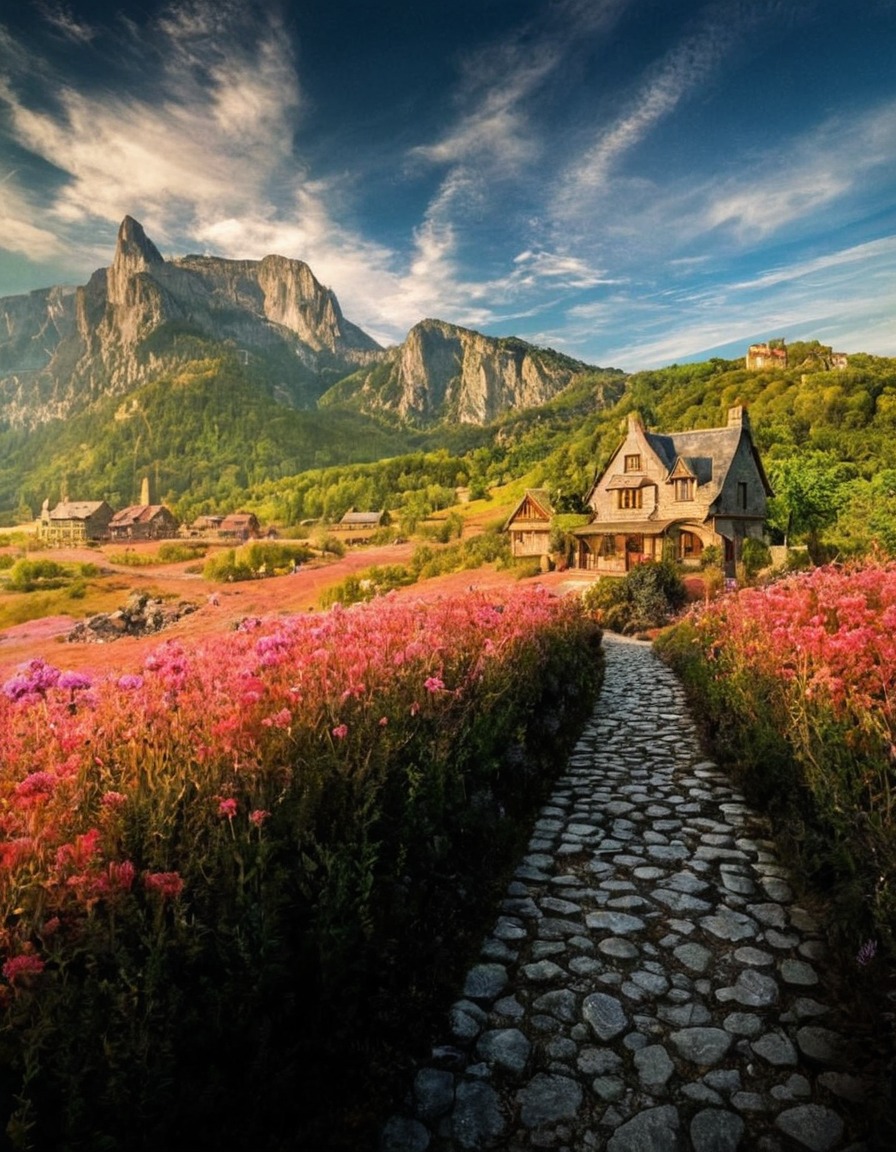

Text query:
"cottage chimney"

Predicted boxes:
[[627, 411, 645, 433], [140, 476, 150, 506], [727, 404, 750, 429]]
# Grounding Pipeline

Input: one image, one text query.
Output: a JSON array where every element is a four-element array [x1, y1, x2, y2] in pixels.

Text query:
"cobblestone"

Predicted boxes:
[[380, 635, 872, 1150]]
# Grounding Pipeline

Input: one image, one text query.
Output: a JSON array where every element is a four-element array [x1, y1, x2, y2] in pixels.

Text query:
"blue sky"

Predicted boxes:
[[1, 0, 895, 370]]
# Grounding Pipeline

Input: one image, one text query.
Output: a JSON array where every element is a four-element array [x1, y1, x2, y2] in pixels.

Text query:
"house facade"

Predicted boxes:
[[572, 407, 772, 577], [108, 504, 179, 541], [218, 513, 261, 540], [39, 499, 115, 544], [503, 489, 555, 565]]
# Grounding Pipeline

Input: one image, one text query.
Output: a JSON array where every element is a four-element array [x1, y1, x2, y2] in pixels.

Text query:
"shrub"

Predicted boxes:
[[740, 536, 772, 581], [582, 561, 687, 633], [157, 542, 207, 563], [6, 559, 68, 591]]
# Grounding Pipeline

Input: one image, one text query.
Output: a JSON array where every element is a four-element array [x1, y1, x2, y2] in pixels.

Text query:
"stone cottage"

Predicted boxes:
[[572, 407, 772, 577]]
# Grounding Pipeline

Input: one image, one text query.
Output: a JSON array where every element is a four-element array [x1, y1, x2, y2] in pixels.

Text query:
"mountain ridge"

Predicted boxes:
[[0, 217, 600, 434]]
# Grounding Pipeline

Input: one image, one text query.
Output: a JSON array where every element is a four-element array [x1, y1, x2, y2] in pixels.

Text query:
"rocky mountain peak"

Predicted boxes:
[[106, 216, 165, 310], [116, 216, 164, 266]]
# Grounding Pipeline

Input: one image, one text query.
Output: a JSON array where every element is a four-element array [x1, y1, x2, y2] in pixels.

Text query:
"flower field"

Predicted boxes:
[[655, 559, 896, 953], [0, 586, 602, 1150]]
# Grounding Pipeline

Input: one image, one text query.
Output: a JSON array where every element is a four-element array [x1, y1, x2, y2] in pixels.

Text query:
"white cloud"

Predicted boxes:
[[704, 100, 896, 241]]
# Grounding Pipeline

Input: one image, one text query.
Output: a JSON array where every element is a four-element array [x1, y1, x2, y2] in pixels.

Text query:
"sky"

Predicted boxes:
[[1, 0, 895, 371]]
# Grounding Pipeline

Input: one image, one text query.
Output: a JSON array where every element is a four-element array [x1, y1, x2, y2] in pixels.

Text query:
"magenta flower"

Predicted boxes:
[[217, 797, 238, 819], [2, 953, 45, 985], [332, 724, 348, 740], [424, 676, 445, 693], [249, 809, 270, 827]]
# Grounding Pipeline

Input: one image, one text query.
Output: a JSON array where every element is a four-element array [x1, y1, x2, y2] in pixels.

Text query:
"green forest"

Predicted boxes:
[[3, 340, 896, 557]]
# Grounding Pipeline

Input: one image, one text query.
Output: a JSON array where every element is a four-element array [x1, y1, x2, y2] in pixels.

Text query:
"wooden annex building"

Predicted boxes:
[[503, 489, 555, 567], [108, 504, 179, 541]]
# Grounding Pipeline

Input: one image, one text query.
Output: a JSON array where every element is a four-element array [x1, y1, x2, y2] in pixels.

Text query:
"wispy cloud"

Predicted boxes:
[[40, 2, 96, 45], [566, 234, 896, 369], [704, 99, 896, 241]]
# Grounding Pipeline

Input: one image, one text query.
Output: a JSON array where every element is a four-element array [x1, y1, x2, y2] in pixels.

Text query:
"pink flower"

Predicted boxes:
[[249, 809, 270, 827], [144, 871, 184, 899], [424, 676, 445, 693], [218, 797, 238, 819], [261, 708, 292, 729], [2, 953, 45, 984], [108, 860, 136, 890], [14, 771, 57, 802], [101, 790, 128, 810], [332, 724, 348, 740]]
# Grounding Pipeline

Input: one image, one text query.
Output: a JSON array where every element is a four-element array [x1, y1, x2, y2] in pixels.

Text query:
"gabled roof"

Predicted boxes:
[[110, 504, 172, 526], [586, 406, 773, 508], [503, 488, 555, 529], [340, 509, 385, 526], [49, 501, 109, 520]]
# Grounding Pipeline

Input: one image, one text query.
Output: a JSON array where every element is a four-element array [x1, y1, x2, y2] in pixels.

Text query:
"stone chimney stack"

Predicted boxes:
[[140, 476, 151, 506], [727, 404, 750, 429], [627, 411, 645, 434]]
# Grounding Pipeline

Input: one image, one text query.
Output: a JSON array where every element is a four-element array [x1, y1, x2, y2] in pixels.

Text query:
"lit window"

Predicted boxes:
[[679, 531, 703, 559], [674, 478, 694, 501], [618, 488, 643, 509]]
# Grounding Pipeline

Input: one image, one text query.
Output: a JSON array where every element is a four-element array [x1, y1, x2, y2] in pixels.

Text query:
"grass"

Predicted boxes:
[[0, 581, 134, 630]]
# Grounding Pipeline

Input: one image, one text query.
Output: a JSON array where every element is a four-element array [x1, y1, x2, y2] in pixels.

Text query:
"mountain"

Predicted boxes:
[[0, 216, 614, 517], [322, 318, 593, 425], [1, 219, 599, 436], [0, 217, 381, 430]]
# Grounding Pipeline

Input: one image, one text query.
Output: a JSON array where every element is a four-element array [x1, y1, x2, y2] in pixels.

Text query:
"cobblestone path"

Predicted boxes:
[[380, 634, 874, 1152]]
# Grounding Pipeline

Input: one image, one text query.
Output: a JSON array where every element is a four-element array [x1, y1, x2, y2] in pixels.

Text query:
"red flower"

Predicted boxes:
[[2, 953, 45, 984], [144, 871, 184, 899]]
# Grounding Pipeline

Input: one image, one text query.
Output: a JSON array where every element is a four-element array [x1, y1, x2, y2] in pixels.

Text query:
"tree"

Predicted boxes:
[[767, 452, 856, 560]]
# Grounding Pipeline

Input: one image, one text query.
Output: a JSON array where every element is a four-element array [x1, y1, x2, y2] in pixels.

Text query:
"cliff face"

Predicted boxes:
[[0, 217, 381, 429], [338, 319, 592, 425], [0, 219, 595, 434]]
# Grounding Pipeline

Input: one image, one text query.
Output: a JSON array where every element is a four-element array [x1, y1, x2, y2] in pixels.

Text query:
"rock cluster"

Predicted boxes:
[[381, 634, 874, 1152], [66, 592, 197, 643]]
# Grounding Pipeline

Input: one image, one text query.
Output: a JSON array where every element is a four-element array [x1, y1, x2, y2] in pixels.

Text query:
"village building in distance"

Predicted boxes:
[[746, 338, 848, 371], [39, 477, 179, 545], [38, 499, 115, 545]]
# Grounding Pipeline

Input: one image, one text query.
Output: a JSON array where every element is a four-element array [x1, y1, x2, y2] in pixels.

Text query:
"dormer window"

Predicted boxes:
[[624, 454, 641, 473], [674, 478, 695, 501]]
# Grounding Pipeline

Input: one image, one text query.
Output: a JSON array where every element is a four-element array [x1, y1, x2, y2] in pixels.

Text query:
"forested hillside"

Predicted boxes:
[[5, 339, 895, 558]]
